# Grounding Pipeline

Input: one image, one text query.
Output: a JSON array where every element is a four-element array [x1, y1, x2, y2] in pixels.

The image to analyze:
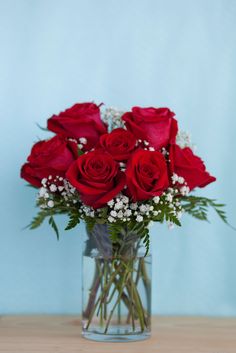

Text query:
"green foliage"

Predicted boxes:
[[152, 203, 182, 227], [139, 226, 150, 256], [25, 184, 38, 189], [166, 212, 182, 226], [78, 148, 84, 156], [48, 216, 59, 240], [106, 221, 150, 256], [65, 212, 80, 230], [182, 196, 230, 225], [28, 210, 60, 240], [29, 210, 49, 229], [127, 221, 150, 256], [85, 218, 96, 232], [36, 123, 49, 131], [108, 222, 124, 243]]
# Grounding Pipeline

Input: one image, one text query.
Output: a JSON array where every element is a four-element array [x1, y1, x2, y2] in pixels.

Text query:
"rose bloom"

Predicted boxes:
[[126, 149, 169, 202], [122, 106, 178, 150], [97, 128, 137, 162], [169, 144, 216, 190], [66, 151, 126, 209], [47, 102, 107, 150], [21, 135, 78, 187]]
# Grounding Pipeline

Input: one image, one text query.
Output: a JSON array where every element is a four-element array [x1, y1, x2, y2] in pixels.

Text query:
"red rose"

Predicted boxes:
[[47, 102, 107, 150], [21, 136, 78, 187], [66, 151, 126, 209], [126, 149, 169, 201], [122, 106, 178, 150], [169, 144, 216, 190], [97, 128, 137, 162]]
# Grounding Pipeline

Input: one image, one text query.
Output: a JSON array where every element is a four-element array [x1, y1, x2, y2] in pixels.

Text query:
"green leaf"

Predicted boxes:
[[127, 221, 150, 256], [36, 123, 49, 131], [48, 216, 59, 240], [25, 184, 38, 189], [85, 218, 96, 232], [182, 195, 235, 229], [168, 213, 182, 227], [78, 148, 84, 156], [29, 211, 48, 229], [108, 223, 123, 242], [65, 212, 80, 231]]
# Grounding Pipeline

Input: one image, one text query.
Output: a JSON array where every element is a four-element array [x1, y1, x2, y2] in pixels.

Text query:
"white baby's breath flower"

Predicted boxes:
[[121, 195, 129, 204], [124, 209, 132, 217], [39, 187, 47, 197], [136, 215, 143, 222], [176, 211, 183, 220], [47, 200, 54, 208], [180, 185, 190, 196], [119, 162, 126, 168], [153, 196, 160, 204], [110, 210, 117, 217], [41, 178, 47, 186], [178, 176, 185, 184], [117, 210, 123, 218], [114, 201, 123, 210], [166, 193, 173, 203], [148, 221, 154, 228], [107, 199, 114, 207], [108, 216, 115, 223], [130, 203, 138, 210], [49, 184, 57, 192], [176, 130, 193, 149], [171, 173, 178, 184], [167, 222, 175, 230], [79, 137, 87, 145], [139, 205, 147, 213]]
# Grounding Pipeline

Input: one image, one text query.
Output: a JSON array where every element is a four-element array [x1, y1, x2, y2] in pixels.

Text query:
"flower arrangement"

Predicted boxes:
[[21, 103, 227, 246], [21, 102, 228, 341]]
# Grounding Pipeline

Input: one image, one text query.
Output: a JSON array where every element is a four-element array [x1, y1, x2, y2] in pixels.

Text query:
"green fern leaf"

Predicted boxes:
[[48, 216, 59, 240], [65, 212, 80, 231]]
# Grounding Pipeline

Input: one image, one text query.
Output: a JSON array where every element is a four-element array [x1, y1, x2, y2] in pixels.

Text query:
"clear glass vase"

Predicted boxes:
[[82, 223, 152, 342]]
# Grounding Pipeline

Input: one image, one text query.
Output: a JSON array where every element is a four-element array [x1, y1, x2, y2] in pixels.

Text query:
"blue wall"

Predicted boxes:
[[0, 0, 236, 315]]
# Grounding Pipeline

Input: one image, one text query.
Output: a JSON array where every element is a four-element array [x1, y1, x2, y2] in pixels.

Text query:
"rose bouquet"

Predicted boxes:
[[21, 102, 227, 341]]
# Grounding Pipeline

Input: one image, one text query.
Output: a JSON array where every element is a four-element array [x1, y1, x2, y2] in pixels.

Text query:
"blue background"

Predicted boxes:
[[0, 0, 236, 315]]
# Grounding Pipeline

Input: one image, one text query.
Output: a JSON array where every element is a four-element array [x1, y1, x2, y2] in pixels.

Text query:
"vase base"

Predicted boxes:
[[82, 330, 151, 342]]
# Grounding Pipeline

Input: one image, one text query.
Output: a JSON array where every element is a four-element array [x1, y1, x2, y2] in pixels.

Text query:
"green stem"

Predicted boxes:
[[104, 269, 129, 334], [130, 259, 135, 330], [83, 260, 101, 318], [85, 261, 123, 330], [130, 278, 145, 331]]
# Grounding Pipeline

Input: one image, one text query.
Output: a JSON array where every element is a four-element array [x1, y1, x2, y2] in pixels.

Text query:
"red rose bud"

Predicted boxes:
[[66, 151, 126, 209], [21, 135, 78, 187], [47, 102, 107, 150], [97, 128, 137, 162], [122, 106, 178, 150], [126, 149, 169, 202], [169, 144, 216, 190]]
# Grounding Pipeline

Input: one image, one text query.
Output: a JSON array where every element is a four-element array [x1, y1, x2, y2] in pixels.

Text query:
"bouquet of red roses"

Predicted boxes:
[[21, 102, 225, 243], [21, 102, 227, 340]]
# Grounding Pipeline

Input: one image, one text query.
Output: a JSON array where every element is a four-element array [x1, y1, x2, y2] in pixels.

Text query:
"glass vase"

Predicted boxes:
[[82, 223, 152, 342]]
